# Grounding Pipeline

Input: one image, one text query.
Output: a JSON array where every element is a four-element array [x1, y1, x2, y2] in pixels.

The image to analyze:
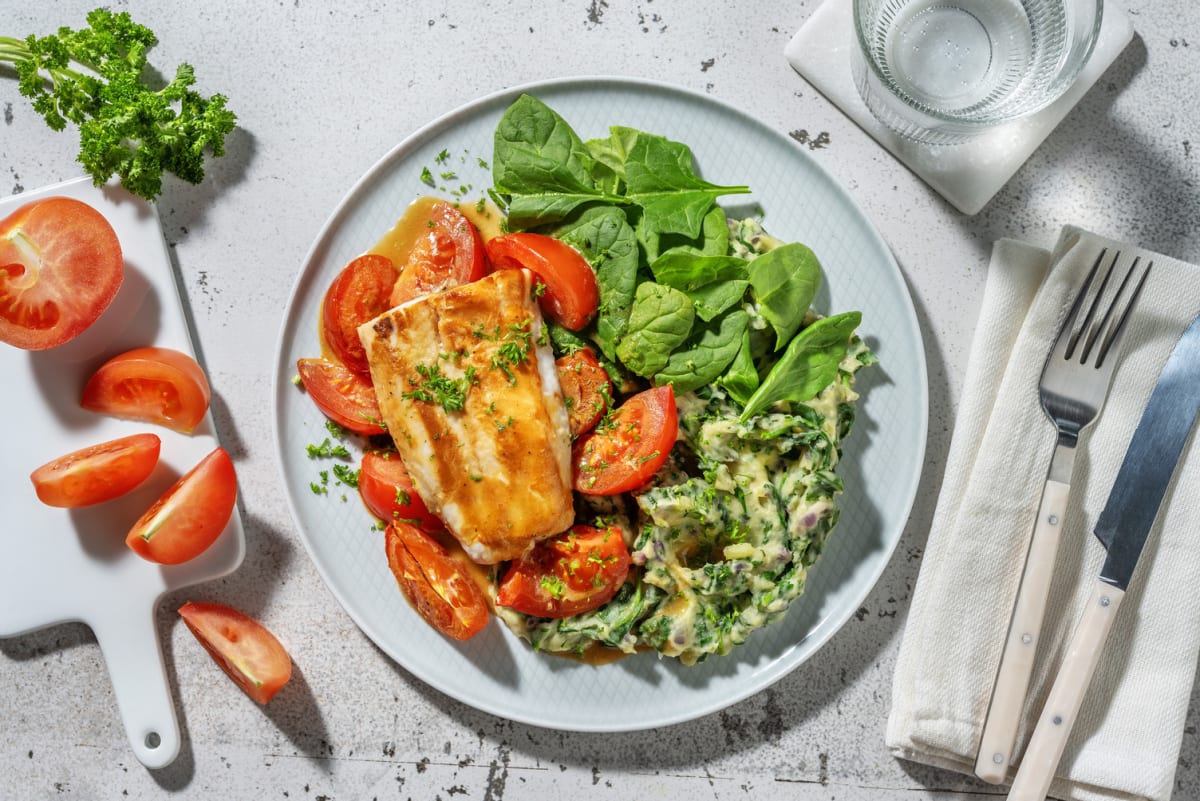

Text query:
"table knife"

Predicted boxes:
[[1007, 308, 1200, 801]]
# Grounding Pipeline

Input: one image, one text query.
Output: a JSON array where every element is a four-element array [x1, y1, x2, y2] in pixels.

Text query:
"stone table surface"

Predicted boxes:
[[2, 1, 1198, 799]]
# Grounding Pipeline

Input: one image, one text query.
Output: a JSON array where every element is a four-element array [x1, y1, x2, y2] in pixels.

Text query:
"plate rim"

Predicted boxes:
[[271, 74, 929, 731]]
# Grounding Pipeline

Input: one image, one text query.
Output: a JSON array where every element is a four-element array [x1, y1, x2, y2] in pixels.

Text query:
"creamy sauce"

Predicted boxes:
[[367, 195, 503, 267]]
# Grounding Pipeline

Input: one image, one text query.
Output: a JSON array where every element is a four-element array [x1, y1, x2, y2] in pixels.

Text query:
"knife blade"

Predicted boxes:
[[1007, 308, 1200, 801]]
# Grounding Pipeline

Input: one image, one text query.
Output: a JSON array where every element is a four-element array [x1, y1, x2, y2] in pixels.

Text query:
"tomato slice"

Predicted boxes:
[[30, 433, 161, 508], [572, 384, 677, 495], [178, 601, 292, 705], [496, 524, 631, 619], [81, 347, 211, 434], [296, 357, 386, 436], [0, 197, 123, 350], [322, 253, 396, 375], [389, 200, 486, 306], [359, 449, 442, 532], [555, 348, 612, 438], [384, 522, 489, 641], [126, 447, 237, 565], [485, 233, 599, 331]]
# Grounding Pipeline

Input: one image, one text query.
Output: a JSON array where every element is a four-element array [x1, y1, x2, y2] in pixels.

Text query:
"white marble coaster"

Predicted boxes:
[[785, 1, 1135, 215]]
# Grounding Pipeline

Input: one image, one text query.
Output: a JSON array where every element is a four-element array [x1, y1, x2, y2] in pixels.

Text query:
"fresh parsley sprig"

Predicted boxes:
[[0, 8, 237, 200]]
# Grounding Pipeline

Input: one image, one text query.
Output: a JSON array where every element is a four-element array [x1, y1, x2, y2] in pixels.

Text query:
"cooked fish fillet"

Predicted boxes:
[[358, 269, 574, 563]]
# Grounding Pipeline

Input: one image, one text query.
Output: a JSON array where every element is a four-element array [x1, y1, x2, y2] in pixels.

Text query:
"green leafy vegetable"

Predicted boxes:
[[616, 283, 695, 377], [0, 8, 236, 200], [746, 243, 822, 350], [720, 328, 760, 406], [738, 311, 862, 421], [655, 309, 749, 393]]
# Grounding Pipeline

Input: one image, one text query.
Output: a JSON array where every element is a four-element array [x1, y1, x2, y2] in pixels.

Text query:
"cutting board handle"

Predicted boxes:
[[91, 603, 181, 770]]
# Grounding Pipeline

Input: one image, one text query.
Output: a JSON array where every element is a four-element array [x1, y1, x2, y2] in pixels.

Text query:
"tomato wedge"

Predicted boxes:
[[322, 253, 396, 375], [0, 196, 123, 350], [572, 384, 677, 495], [359, 449, 442, 532], [296, 357, 386, 436], [555, 348, 612, 438], [178, 601, 292, 705], [126, 447, 237, 565], [496, 524, 631, 619], [81, 347, 211, 434], [389, 200, 486, 306], [30, 433, 161, 508], [485, 233, 598, 331], [384, 522, 488, 641]]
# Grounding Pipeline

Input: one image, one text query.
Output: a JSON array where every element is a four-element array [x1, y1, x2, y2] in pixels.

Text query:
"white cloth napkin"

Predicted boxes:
[[887, 227, 1200, 801]]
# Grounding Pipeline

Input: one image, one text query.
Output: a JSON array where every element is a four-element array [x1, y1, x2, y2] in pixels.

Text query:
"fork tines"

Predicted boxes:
[[1062, 249, 1153, 369]]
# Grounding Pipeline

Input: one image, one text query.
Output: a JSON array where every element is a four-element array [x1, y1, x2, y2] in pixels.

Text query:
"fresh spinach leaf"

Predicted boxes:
[[738, 311, 862, 421], [552, 206, 639, 361], [746, 242, 822, 351], [639, 199, 729, 263], [720, 328, 760, 406], [655, 309, 749, 393], [685, 279, 750, 322], [584, 126, 638, 194], [650, 253, 747, 291], [616, 283, 695, 377]]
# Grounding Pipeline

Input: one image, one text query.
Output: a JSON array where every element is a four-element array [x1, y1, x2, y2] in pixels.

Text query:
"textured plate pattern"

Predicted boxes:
[[272, 77, 928, 731]]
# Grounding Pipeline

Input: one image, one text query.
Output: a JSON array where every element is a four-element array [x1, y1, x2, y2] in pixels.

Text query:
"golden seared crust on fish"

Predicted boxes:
[[359, 269, 574, 563]]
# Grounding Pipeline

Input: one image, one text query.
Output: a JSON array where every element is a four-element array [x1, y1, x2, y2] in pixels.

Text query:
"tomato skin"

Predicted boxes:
[[30, 433, 161, 508], [359, 450, 442, 532], [296, 357, 386, 436], [572, 384, 677, 495], [389, 200, 486, 306], [384, 522, 489, 641], [81, 347, 211, 434], [178, 601, 292, 705], [486, 233, 599, 330], [0, 196, 123, 350], [496, 525, 631, 619], [555, 348, 611, 438], [126, 447, 238, 565], [322, 253, 396, 375]]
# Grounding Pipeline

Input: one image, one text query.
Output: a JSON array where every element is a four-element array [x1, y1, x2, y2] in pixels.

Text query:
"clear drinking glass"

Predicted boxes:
[[852, 0, 1104, 145]]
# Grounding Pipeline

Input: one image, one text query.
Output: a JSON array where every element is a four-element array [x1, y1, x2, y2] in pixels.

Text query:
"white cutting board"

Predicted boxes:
[[0, 177, 245, 769]]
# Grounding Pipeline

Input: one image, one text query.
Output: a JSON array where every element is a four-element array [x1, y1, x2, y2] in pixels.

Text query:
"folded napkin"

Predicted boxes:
[[887, 228, 1200, 801]]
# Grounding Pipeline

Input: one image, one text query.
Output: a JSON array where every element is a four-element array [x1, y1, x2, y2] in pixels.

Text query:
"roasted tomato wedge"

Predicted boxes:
[[126, 447, 237, 565], [81, 347, 211, 434], [0, 197, 123, 350], [384, 522, 488, 641], [30, 433, 161, 508], [359, 450, 442, 532], [496, 524, 631, 619], [486, 233, 599, 330], [573, 384, 677, 495], [555, 348, 611, 438], [389, 200, 486, 306], [296, 357, 386, 436], [178, 601, 292, 705], [322, 253, 396, 375]]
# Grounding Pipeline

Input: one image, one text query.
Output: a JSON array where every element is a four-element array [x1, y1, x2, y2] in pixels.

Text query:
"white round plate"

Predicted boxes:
[[273, 77, 928, 731]]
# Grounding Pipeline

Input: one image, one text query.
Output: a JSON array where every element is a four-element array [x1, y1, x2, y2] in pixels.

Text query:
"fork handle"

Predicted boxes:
[[1006, 581, 1125, 801], [974, 475, 1071, 783]]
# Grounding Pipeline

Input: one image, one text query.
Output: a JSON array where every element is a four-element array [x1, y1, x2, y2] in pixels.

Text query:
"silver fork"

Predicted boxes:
[[974, 246, 1151, 784]]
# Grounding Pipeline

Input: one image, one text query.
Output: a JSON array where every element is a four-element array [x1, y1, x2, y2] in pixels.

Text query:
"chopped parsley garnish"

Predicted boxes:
[[419, 166, 435, 187], [306, 438, 351, 459], [332, 463, 360, 488], [402, 362, 477, 412]]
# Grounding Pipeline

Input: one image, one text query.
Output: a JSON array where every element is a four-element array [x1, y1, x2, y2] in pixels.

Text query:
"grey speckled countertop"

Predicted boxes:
[[2, 1, 1198, 799]]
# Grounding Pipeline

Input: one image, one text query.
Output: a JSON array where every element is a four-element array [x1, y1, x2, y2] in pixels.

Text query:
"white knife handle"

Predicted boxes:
[[975, 478, 1071, 783], [1006, 580, 1125, 801]]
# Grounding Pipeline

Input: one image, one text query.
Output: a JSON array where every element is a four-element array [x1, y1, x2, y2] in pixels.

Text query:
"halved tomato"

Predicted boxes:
[[126, 447, 237, 565], [485, 233, 598, 330], [389, 200, 486, 306], [178, 601, 292, 705], [81, 347, 211, 434], [496, 524, 631, 619], [30, 433, 161, 508], [572, 384, 677, 495], [384, 522, 488, 641], [0, 196, 123, 350], [555, 348, 611, 438], [359, 449, 442, 532], [322, 253, 396, 375], [296, 357, 386, 436]]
